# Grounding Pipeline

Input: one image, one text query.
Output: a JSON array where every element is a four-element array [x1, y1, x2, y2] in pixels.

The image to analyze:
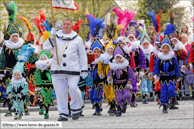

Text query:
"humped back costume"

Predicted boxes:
[[153, 35, 181, 113], [107, 45, 134, 116], [125, 24, 146, 107], [0, 1, 36, 116], [7, 44, 35, 120], [147, 10, 163, 105], [139, 30, 153, 104], [34, 49, 53, 119], [17, 16, 38, 106], [98, 15, 122, 116], [84, 14, 105, 116]]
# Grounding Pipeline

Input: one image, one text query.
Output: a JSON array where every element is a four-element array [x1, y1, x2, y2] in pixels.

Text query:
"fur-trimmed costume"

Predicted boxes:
[[0, 1, 36, 116], [107, 45, 134, 116], [85, 14, 105, 115], [89, 46, 104, 115], [153, 35, 181, 113], [98, 15, 122, 116], [34, 50, 53, 119], [139, 30, 153, 103], [126, 33, 146, 106], [17, 15, 38, 106], [7, 77, 28, 119], [7, 44, 35, 119]]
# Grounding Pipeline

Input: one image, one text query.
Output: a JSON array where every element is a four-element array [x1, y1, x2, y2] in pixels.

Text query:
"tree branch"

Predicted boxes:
[[100, 5, 114, 18]]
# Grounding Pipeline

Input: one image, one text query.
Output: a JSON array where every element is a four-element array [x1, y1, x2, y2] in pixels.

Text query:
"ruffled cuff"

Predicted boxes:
[[107, 77, 113, 84], [99, 73, 104, 79]]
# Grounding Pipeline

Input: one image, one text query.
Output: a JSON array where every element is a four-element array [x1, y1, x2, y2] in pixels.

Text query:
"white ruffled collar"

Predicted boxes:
[[109, 59, 129, 70], [152, 46, 160, 55], [123, 45, 132, 54], [5, 38, 24, 49], [56, 30, 77, 40], [91, 56, 101, 64], [35, 59, 52, 70], [129, 40, 140, 50], [158, 51, 174, 60], [140, 44, 153, 55], [100, 53, 112, 64], [11, 77, 26, 83], [173, 41, 186, 51]]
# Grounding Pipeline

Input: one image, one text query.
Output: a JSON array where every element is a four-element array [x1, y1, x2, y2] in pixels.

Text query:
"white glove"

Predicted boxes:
[[181, 65, 186, 73], [51, 28, 58, 38], [189, 63, 193, 71], [177, 78, 181, 82], [107, 76, 113, 84], [87, 86, 93, 91], [35, 88, 41, 91], [17, 93, 22, 98], [8, 93, 13, 98], [126, 84, 132, 89], [139, 71, 144, 78], [154, 75, 159, 81], [80, 72, 88, 79], [0, 74, 4, 80], [148, 72, 153, 78], [134, 71, 138, 76]]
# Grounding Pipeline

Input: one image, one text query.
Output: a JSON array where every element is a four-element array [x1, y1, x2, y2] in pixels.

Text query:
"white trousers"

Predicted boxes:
[[52, 74, 84, 118]]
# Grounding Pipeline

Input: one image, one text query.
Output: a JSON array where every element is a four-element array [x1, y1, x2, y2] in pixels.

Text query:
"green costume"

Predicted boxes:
[[34, 50, 53, 119]]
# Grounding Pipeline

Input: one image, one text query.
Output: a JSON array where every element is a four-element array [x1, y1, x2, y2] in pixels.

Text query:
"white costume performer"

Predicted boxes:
[[43, 29, 88, 120]]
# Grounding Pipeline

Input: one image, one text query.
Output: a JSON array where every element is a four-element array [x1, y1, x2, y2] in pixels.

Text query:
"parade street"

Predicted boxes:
[[1, 100, 193, 129]]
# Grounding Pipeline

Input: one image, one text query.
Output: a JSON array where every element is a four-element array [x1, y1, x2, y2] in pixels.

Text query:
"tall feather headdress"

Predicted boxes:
[[72, 20, 84, 34], [17, 16, 35, 44], [104, 15, 122, 40], [85, 14, 105, 38], [3, 1, 22, 40]]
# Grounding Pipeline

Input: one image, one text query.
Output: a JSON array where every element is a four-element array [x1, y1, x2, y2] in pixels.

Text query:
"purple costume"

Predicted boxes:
[[131, 47, 146, 95], [108, 46, 134, 115]]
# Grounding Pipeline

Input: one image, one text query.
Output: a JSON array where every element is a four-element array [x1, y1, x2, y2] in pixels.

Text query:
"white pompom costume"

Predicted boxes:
[[43, 30, 88, 119]]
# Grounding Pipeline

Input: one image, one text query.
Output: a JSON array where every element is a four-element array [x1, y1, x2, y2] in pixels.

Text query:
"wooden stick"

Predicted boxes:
[[50, 0, 60, 71]]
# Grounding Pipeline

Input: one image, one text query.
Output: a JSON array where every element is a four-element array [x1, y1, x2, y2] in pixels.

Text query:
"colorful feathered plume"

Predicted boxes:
[[4, 1, 17, 20], [72, 20, 84, 34], [168, 8, 174, 25], [31, 16, 44, 33], [17, 16, 31, 31], [105, 15, 118, 39], [147, 10, 163, 33], [113, 6, 135, 36], [164, 8, 176, 35], [120, 9, 135, 36], [85, 14, 105, 38], [105, 15, 122, 40], [18, 45, 35, 62], [39, 10, 46, 24], [17, 16, 35, 43], [113, 7, 124, 25], [41, 19, 52, 31], [31, 10, 46, 33]]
